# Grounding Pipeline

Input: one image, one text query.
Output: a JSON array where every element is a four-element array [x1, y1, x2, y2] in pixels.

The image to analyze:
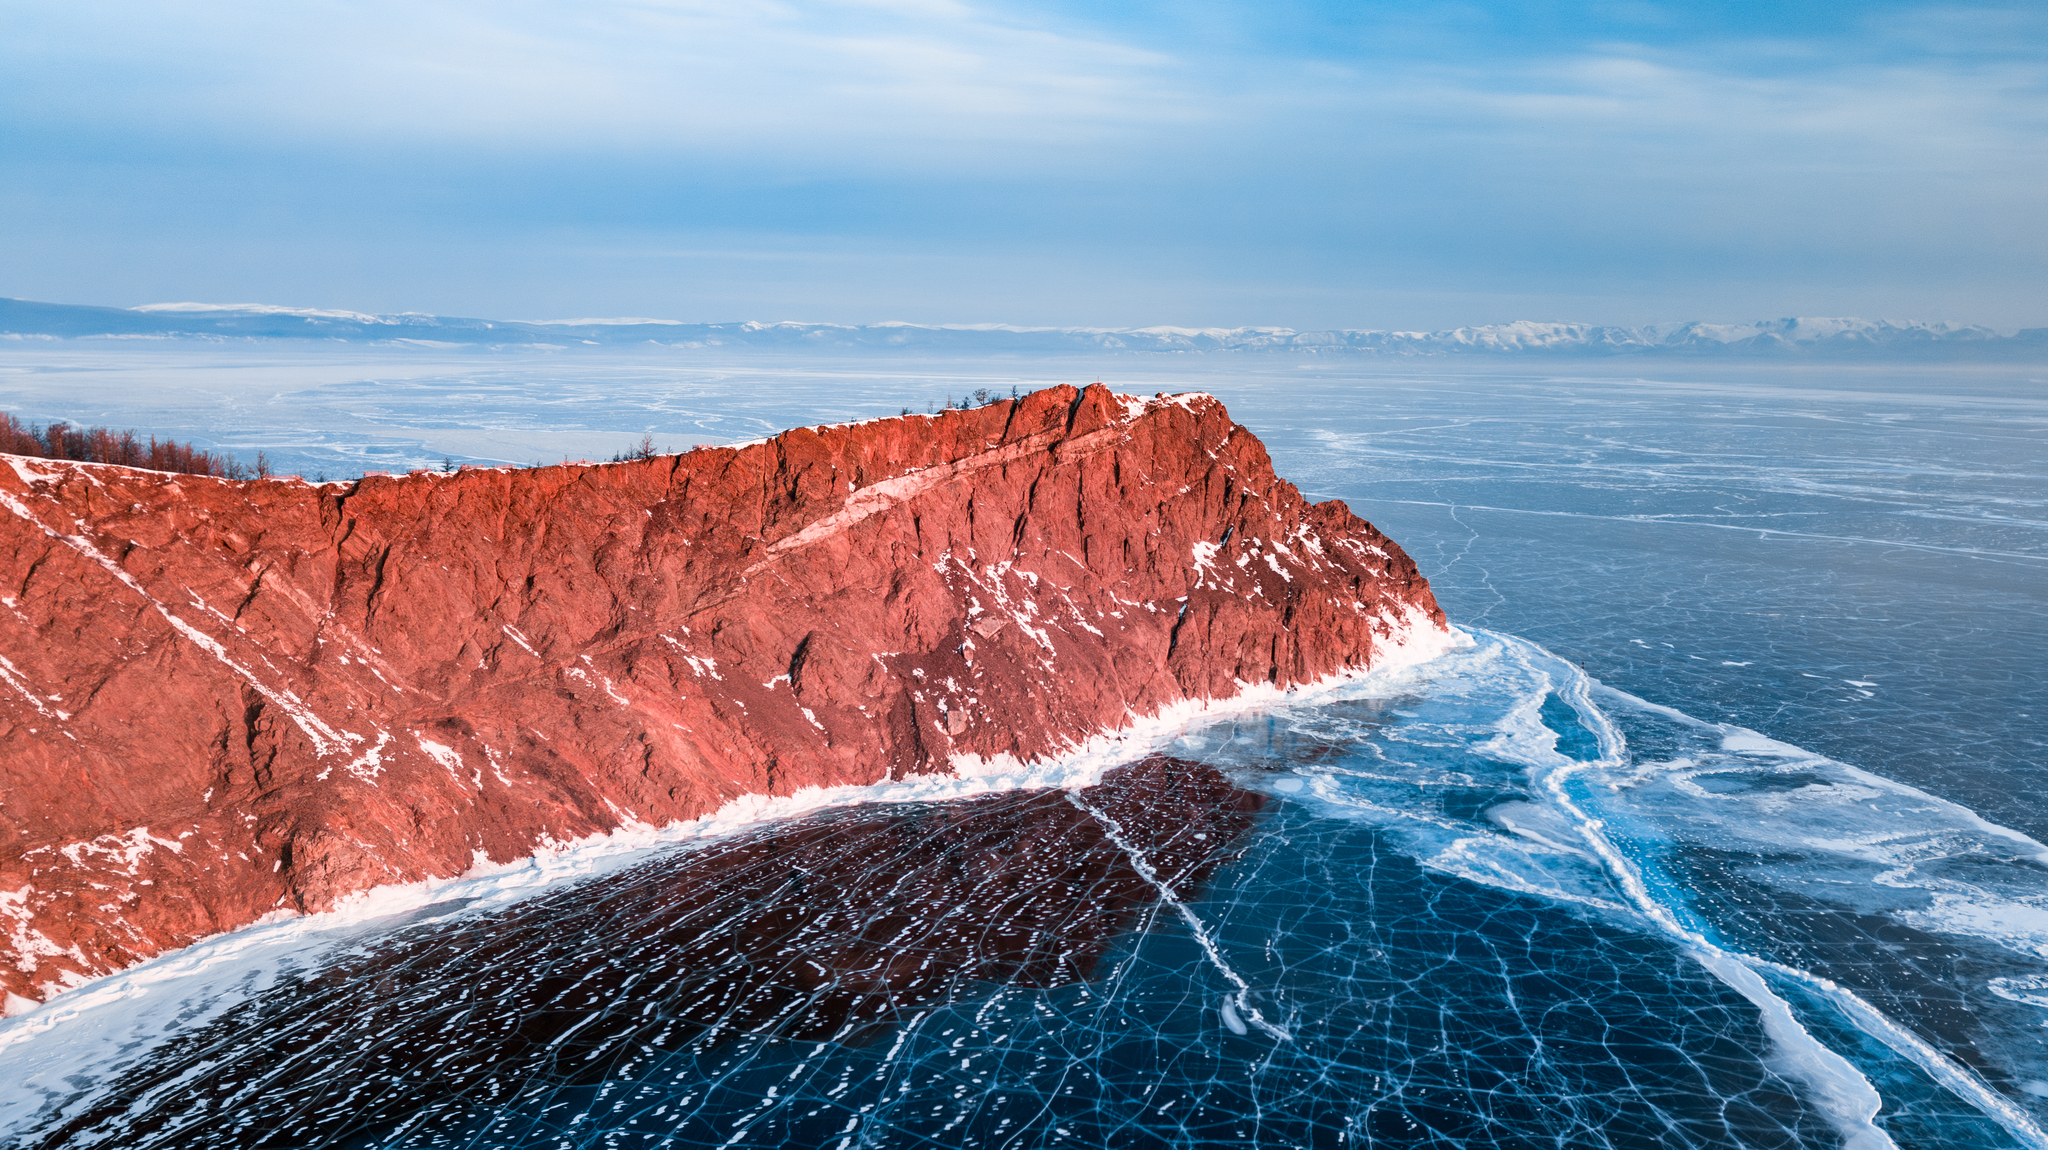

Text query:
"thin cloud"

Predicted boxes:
[[2, 0, 2043, 326], [3, 0, 1197, 158]]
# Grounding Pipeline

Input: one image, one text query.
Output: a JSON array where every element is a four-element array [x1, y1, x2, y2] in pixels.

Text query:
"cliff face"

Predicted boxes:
[[0, 384, 1445, 1009]]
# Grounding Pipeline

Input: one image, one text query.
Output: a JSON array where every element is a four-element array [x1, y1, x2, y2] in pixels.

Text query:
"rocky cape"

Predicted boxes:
[[0, 384, 1446, 1010]]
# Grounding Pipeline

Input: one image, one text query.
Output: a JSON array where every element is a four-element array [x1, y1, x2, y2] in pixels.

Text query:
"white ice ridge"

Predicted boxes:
[[1480, 650, 1899, 1150], [1485, 636, 2048, 1150]]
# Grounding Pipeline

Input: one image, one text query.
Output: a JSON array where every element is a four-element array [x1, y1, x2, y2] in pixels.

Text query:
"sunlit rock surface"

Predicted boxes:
[[0, 383, 1443, 1006]]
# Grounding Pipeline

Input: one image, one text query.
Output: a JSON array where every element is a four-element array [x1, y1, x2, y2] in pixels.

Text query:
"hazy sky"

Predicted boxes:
[[4, 1, 2044, 329]]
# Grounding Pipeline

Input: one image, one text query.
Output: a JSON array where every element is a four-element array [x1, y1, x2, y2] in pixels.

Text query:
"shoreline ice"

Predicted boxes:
[[0, 616, 1460, 1137]]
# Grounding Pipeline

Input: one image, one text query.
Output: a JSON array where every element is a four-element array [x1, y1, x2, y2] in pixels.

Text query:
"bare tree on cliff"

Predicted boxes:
[[0, 413, 256, 479]]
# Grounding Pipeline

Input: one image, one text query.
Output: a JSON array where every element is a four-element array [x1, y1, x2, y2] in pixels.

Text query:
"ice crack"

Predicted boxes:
[[1062, 790, 1290, 1042]]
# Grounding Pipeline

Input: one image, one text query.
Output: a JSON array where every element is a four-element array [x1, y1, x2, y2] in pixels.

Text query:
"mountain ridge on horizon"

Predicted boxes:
[[4, 297, 2044, 360]]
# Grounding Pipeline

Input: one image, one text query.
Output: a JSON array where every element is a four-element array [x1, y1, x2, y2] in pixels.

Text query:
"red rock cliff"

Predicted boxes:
[[0, 384, 1444, 1009]]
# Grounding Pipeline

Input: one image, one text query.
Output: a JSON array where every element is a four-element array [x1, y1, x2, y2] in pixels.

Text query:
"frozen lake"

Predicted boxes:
[[2, 345, 2045, 1148]]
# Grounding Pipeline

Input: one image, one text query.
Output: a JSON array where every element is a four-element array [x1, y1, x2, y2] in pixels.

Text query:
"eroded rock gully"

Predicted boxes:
[[0, 384, 1444, 1008]]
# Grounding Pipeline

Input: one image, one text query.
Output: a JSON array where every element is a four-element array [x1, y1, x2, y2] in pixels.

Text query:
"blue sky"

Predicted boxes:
[[3, 1, 2043, 329]]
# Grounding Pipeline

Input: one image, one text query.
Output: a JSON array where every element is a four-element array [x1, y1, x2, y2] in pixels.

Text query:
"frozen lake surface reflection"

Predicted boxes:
[[1, 350, 2044, 1147]]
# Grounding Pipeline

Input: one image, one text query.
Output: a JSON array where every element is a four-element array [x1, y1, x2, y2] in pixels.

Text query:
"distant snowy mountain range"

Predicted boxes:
[[4, 298, 2043, 359]]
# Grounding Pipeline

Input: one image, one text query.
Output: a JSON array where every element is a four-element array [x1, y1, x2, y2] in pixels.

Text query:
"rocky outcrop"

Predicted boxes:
[[0, 384, 1445, 1009]]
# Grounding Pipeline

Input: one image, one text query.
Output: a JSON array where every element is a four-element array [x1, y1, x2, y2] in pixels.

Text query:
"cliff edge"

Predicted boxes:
[[0, 384, 1445, 1009]]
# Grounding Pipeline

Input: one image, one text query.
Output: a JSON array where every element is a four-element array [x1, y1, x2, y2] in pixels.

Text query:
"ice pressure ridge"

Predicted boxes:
[[0, 383, 1445, 1009]]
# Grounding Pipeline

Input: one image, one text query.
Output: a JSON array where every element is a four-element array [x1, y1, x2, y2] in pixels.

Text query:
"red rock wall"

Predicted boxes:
[[0, 383, 1443, 1009]]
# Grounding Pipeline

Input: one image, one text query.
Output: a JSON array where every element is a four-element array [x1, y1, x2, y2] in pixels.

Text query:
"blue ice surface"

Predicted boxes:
[[1, 347, 2044, 1148]]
